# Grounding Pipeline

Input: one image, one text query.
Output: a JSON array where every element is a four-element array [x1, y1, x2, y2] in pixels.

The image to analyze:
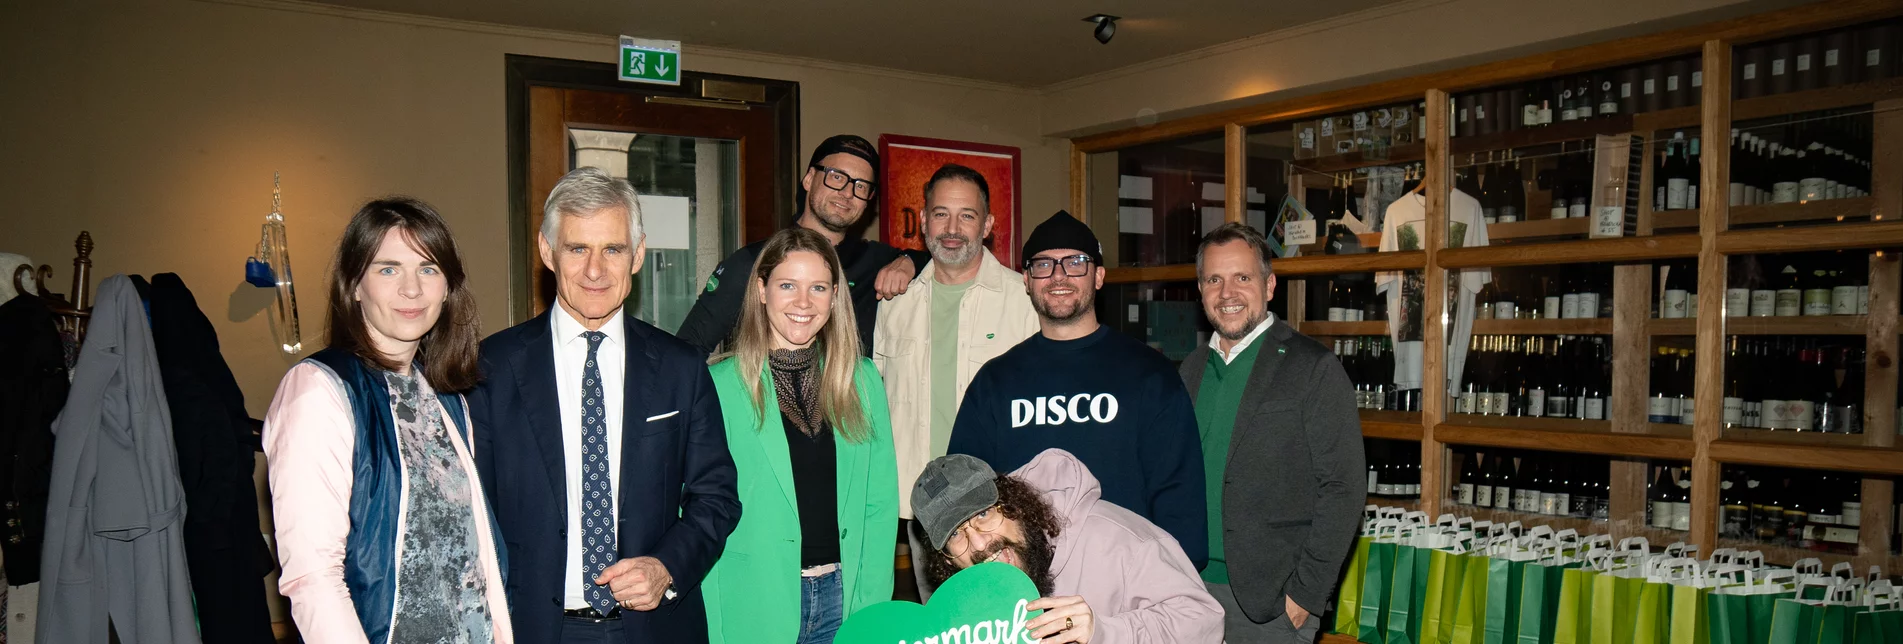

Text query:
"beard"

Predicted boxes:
[[805, 191, 859, 233], [1215, 305, 1270, 342], [1031, 283, 1095, 324], [967, 531, 1057, 597], [927, 232, 981, 267]]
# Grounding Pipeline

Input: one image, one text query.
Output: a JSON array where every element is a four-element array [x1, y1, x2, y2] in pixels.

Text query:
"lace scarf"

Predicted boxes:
[[768, 347, 825, 437]]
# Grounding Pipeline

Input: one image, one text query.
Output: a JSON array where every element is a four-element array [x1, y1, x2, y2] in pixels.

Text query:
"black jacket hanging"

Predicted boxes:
[[0, 294, 68, 584]]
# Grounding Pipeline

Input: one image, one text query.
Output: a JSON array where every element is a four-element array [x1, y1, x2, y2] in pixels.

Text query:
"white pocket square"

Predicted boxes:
[[646, 410, 680, 422]]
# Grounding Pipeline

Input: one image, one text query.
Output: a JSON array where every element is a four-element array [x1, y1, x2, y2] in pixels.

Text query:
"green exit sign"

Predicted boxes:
[[618, 36, 681, 86]]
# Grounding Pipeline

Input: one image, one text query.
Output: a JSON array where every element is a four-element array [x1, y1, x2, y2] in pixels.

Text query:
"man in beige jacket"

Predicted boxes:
[[873, 163, 1039, 597]]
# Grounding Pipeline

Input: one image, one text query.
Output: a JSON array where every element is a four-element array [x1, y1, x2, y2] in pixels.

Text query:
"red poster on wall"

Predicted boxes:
[[877, 135, 1023, 270]]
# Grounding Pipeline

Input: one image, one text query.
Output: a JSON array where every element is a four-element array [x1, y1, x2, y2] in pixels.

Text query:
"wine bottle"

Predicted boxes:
[[1561, 268, 1582, 320], [1803, 266, 1835, 317], [1670, 467, 1693, 531], [1687, 136, 1702, 210], [1475, 452, 1497, 508], [1821, 347, 1864, 435], [1662, 261, 1691, 319], [1457, 451, 1478, 506], [1666, 131, 1692, 210], [1788, 341, 1819, 432], [1832, 253, 1862, 315], [1723, 336, 1747, 427], [1492, 453, 1516, 511], [1775, 264, 1803, 316], [1649, 465, 1676, 529], [1649, 346, 1679, 423], [1676, 348, 1696, 425], [1780, 477, 1810, 546], [1552, 460, 1574, 517], [1720, 468, 1750, 539], [1750, 469, 1783, 542], [1577, 339, 1608, 421], [1501, 156, 1525, 223]]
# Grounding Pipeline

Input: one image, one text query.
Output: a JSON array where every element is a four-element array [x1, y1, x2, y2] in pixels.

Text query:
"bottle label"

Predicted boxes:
[[1663, 290, 1690, 318], [1562, 293, 1581, 319], [1577, 104, 1593, 119], [1540, 493, 1558, 515], [1537, 106, 1552, 125], [1693, 71, 1703, 87], [1582, 397, 1606, 420], [1544, 296, 1561, 319], [1459, 108, 1469, 124], [1803, 289, 1832, 316], [1546, 395, 1570, 418], [1789, 400, 1816, 431], [1800, 177, 1827, 201], [1667, 75, 1680, 91], [1723, 397, 1744, 424], [1750, 290, 1777, 316], [1743, 63, 1757, 80], [1745, 401, 1761, 427], [1328, 307, 1347, 322], [1657, 185, 1668, 210], [1475, 105, 1486, 121], [1730, 183, 1746, 206], [1825, 403, 1861, 435], [1762, 399, 1788, 429], [1797, 54, 1811, 71], [1826, 49, 1839, 67], [1523, 104, 1540, 126], [1496, 301, 1517, 319], [1689, 189, 1698, 211], [1651, 500, 1674, 528], [1475, 485, 1493, 508], [1477, 392, 1497, 415], [1775, 289, 1802, 316], [1459, 392, 1476, 414], [1670, 502, 1691, 531], [1679, 397, 1695, 424], [1353, 112, 1370, 131], [1494, 488, 1513, 510], [1491, 392, 1511, 416], [1529, 389, 1547, 415], [1319, 119, 1334, 137], [1725, 289, 1749, 316], [1648, 396, 1678, 423], [1501, 205, 1520, 222], [1579, 292, 1600, 317], [1666, 179, 1691, 210], [1826, 287, 1857, 316], [1621, 82, 1633, 98], [1773, 182, 1800, 203], [1772, 59, 1786, 76], [1457, 483, 1475, 505], [1858, 285, 1870, 314], [1552, 203, 1569, 219], [1870, 49, 1883, 67], [1569, 202, 1586, 219], [1368, 471, 1378, 494], [1644, 79, 1656, 94], [1560, 107, 1578, 121], [1378, 483, 1396, 495], [1600, 100, 1617, 115]]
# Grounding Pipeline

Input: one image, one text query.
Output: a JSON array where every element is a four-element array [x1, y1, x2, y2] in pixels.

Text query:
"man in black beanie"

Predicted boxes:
[[677, 134, 928, 356], [946, 211, 1208, 568]]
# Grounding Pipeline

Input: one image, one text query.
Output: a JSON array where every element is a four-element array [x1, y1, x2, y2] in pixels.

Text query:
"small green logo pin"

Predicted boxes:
[[1278, 346, 1287, 354], [986, 333, 995, 339], [703, 275, 719, 293]]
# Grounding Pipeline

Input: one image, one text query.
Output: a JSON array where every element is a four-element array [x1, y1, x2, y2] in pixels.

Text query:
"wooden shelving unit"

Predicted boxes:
[[1072, 0, 1903, 584]]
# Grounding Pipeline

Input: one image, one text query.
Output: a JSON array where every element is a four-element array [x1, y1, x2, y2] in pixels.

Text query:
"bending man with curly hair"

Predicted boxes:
[[910, 449, 1223, 644]]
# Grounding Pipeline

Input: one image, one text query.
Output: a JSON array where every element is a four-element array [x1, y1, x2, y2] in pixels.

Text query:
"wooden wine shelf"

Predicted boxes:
[[1439, 234, 1701, 269], [1294, 142, 1426, 174], [1706, 440, 1903, 476], [1634, 77, 1903, 132], [1718, 427, 1872, 448], [1277, 250, 1428, 276], [1103, 264, 1197, 284], [1488, 217, 1591, 242], [1717, 220, 1903, 255], [1472, 317, 1613, 335], [1652, 197, 1879, 231], [1302, 321, 1387, 336], [1450, 114, 1637, 159], [1647, 315, 1868, 335], [1437, 419, 1694, 459], [1362, 410, 1425, 441]]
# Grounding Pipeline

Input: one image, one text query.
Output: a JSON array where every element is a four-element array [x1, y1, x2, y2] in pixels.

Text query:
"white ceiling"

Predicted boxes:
[[317, 0, 1406, 87]]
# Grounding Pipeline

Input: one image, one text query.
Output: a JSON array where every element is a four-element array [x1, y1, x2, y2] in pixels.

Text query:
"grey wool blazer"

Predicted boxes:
[[1180, 320, 1367, 624], [40, 275, 201, 644]]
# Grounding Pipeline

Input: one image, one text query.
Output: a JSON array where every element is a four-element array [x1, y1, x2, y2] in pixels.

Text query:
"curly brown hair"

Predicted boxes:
[[920, 474, 1067, 596]]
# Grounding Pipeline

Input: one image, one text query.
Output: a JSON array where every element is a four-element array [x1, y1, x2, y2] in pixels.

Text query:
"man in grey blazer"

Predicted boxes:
[[1179, 223, 1366, 644]]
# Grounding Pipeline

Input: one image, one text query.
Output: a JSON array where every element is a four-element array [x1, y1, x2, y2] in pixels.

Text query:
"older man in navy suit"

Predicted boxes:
[[469, 167, 740, 644]]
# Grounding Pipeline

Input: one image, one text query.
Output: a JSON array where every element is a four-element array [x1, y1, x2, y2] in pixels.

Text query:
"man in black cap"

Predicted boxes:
[[676, 134, 928, 356], [946, 211, 1207, 569]]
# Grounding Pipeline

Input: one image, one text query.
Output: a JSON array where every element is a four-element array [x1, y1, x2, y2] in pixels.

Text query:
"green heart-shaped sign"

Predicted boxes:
[[835, 562, 1044, 644]]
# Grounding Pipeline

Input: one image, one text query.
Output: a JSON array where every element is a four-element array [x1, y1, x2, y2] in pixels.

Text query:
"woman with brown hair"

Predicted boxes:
[[263, 197, 512, 644], [701, 227, 898, 644]]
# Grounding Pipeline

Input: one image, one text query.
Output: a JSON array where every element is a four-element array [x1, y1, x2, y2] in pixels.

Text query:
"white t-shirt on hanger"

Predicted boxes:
[[1374, 190, 1492, 392]]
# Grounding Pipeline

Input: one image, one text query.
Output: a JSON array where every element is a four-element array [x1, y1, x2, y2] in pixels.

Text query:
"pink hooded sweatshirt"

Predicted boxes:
[[1014, 448, 1225, 644]]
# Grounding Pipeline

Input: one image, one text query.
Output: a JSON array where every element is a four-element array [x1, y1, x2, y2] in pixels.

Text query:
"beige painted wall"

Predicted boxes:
[[1039, 0, 1795, 136], [0, 0, 1067, 421]]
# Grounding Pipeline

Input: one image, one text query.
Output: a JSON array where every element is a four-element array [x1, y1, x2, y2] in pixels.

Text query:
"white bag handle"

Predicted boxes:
[[1793, 558, 1824, 577], [1709, 548, 1737, 565], [1618, 536, 1650, 553], [1526, 525, 1553, 539], [1759, 568, 1797, 590], [1735, 551, 1765, 569]]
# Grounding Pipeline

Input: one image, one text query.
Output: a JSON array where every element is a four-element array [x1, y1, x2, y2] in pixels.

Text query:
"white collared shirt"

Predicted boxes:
[[1208, 313, 1276, 364], [551, 300, 627, 609]]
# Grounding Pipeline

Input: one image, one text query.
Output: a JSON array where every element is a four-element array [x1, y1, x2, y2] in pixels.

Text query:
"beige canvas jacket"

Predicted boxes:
[[873, 250, 1040, 518]]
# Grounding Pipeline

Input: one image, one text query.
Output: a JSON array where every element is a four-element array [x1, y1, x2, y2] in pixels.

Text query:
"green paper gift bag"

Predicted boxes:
[[1851, 608, 1901, 644], [1387, 543, 1423, 644], [1632, 570, 1675, 644], [1362, 538, 1399, 644], [1449, 552, 1493, 644], [1421, 548, 1469, 644], [1665, 560, 1748, 644], [1553, 565, 1600, 644], [1338, 535, 1374, 637], [1710, 569, 1799, 644], [1768, 597, 1822, 644], [1482, 556, 1526, 644], [1515, 559, 1573, 644]]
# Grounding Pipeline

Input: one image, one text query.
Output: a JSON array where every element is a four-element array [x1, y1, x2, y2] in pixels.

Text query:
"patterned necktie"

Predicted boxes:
[[579, 330, 619, 615]]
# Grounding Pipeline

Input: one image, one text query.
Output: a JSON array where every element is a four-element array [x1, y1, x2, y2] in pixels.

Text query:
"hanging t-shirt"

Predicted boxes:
[[1375, 190, 1491, 392]]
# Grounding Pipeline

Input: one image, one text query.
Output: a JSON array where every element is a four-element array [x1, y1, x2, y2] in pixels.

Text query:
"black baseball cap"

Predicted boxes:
[[1021, 210, 1104, 268], [911, 454, 1001, 551], [807, 134, 880, 178]]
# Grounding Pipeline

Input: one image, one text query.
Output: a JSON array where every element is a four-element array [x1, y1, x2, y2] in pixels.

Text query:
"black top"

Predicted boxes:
[[782, 404, 840, 568], [676, 235, 928, 357], [946, 325, 1209, 568]]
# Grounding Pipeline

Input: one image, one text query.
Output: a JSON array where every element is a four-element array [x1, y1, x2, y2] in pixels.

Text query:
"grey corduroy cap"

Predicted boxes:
[[910, 454, 1000, 551]]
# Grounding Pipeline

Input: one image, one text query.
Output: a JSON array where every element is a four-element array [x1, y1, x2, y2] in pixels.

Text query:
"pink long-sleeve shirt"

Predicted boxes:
[[263, 362, 513, 644]]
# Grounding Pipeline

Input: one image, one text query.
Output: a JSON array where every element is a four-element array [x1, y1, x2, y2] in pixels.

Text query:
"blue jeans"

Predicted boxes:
[[797, 568, 844, 644]]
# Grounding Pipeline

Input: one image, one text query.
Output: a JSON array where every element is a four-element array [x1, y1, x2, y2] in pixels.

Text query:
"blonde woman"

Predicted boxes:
[[702, 228, 897, 644]]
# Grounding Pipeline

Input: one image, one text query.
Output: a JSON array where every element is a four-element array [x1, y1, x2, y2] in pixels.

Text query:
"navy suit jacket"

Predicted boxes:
[[469, 309, 740, 643]]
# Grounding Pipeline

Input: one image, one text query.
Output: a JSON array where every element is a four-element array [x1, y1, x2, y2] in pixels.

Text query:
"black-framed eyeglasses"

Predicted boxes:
[[813, 165, 877, 200], [1024, 254, 1094, 279]]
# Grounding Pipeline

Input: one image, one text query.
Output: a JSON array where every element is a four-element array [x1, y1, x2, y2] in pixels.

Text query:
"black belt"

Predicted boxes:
[[563, 606, 621, 620]]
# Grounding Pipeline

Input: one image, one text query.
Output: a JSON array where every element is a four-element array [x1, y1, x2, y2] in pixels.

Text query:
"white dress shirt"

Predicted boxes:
[[1209, 313, 1277, 364], [552, 300, 627, 609]]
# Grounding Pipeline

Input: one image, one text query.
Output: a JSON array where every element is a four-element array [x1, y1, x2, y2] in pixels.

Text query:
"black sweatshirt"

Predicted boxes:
[[947, 325, 1208, 567], [676, 236, 929, 357]]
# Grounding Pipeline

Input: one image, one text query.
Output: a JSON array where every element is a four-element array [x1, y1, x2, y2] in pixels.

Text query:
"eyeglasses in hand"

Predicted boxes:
[[1024, 254, 1094, 279], [813, 165, 877, 200]]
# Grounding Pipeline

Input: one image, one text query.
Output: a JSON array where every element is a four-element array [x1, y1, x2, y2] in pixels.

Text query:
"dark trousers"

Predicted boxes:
[[560, 614, 628, 644]]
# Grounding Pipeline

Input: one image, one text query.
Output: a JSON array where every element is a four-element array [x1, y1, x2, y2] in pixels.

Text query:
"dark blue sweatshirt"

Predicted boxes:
[[947, 325, 1208, 568]]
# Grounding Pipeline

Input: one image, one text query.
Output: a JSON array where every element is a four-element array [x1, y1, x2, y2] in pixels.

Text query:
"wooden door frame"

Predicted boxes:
[[504, 54, 800, 323]]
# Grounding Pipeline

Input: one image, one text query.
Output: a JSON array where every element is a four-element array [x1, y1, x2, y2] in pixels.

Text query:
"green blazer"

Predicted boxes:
[[703, 356, 898, 643]]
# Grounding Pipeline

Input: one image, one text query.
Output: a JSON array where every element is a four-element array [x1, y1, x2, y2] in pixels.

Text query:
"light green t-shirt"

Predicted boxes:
[[929, 278, 975, 459]]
